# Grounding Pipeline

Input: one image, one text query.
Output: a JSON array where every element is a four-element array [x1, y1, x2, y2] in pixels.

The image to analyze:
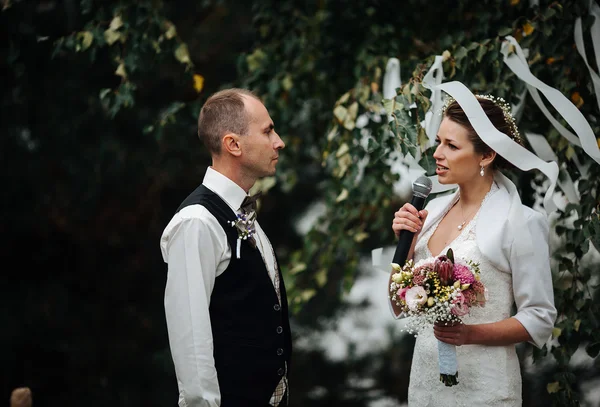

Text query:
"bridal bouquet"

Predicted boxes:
[[389, 248, 487, 386]]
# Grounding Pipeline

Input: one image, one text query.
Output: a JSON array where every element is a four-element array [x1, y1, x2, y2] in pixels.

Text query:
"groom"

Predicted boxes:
[[160, 88, 292, 406]]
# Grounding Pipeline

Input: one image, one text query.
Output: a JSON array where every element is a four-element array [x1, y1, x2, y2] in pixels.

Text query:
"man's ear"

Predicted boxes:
[[480, 150, 496, 168], [222, 133, 242, 157]]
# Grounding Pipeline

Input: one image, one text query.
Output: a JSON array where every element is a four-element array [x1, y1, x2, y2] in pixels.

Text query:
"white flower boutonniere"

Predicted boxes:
[[229, 211, 257, 258]]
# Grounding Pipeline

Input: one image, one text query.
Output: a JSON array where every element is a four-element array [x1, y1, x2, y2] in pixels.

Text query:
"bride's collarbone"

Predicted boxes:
[[428, 211, 466, 254]]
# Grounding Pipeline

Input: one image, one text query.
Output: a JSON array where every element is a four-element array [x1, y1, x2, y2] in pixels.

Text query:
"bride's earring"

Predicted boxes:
[[480, 166, 485, 177]]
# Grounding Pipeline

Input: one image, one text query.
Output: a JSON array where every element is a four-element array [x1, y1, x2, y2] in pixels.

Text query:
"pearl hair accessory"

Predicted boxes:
[[442, 94, 524, 146]]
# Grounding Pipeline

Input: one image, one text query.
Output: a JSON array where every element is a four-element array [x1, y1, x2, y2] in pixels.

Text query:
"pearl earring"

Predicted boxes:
[[480, 166, 485, 177]]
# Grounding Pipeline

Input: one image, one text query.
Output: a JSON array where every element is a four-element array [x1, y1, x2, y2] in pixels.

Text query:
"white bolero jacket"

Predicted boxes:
[[418, 173, 557, 348]]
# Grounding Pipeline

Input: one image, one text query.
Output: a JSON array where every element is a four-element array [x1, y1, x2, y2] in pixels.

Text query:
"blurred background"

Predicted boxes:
[[2, 0, 599, 406]]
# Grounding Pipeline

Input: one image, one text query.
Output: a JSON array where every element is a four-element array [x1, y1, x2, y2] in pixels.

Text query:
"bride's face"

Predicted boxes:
[[433, 117, 483, 185]]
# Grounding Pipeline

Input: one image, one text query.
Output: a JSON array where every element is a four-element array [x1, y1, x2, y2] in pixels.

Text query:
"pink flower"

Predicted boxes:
[[434, 255, 453, 285], [397, 287, 408, 300], [405, 286, 428, 311], [462, 289, 477, 306], [450, 293, 470, 316], [412, 274, 426, 286], [471, 280, 485, 294], [453, 264, 475, 285], [414, 264, 433, 276]]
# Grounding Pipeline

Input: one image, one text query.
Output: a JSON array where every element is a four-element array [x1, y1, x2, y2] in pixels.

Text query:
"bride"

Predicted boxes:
[[390, 93, 556, 406]]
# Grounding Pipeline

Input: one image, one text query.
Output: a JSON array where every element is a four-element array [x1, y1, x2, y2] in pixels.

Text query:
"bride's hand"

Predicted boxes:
[[392, 204, 428, 237], [434, 320, 470, 346]]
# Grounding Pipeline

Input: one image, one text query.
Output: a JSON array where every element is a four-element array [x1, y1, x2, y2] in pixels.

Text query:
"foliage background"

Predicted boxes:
[[2, 0, 599, 406]]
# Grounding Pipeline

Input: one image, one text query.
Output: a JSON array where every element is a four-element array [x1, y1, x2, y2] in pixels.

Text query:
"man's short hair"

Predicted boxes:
[[197, 88, 260, 154]]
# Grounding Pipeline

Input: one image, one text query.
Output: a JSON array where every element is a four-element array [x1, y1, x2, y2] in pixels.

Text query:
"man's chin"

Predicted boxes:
[[259, 169, 277, 178]]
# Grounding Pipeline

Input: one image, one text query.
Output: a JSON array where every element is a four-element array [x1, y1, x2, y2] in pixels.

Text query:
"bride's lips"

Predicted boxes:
[[436, 164, 449, 175]]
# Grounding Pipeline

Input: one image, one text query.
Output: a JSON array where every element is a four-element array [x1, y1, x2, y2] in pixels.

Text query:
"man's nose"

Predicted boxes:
[[274, 132, 285, 149]]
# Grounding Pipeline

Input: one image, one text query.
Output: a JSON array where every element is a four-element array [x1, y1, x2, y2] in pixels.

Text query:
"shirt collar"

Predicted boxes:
[[203, 167, 247, 212]]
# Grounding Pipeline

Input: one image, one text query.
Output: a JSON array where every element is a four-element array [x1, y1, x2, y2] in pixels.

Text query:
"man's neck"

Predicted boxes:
[[210, 162, 253, 194]]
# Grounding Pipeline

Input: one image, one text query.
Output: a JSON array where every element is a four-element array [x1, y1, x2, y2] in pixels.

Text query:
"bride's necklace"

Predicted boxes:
[[457, 199, 480, 231]]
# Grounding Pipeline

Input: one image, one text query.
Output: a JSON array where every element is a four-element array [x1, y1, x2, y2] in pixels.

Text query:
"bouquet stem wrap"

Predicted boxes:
[[437, 340, 459, 386]]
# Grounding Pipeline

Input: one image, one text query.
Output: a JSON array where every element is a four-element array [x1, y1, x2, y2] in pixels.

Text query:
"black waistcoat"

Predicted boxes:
[[176, 185, 292, 406]]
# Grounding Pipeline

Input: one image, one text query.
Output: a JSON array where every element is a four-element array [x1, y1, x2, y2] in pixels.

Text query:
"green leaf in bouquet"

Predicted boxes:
[[446, 248, 455, 263]]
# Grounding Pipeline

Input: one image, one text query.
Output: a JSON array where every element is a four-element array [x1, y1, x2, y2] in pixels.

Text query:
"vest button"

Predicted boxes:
[[273, 304, 281, 311], [277, 348, 284, 356], [276, 326, 283, 334], [277, 368, 285, 376]]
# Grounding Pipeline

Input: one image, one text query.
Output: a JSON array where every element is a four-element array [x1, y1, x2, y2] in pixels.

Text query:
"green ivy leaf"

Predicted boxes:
[[547, 381, 561, 394], [476, 45, 487, 63], [76, 31, 94, 51], [418, 150, 436, 175], [498, 27, 513, 36]]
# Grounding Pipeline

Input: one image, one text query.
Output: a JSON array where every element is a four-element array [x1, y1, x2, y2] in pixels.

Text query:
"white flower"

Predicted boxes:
[[405, 286, 428, 311]]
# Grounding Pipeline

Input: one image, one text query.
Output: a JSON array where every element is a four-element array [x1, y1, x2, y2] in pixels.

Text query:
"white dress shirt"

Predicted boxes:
[[160, 167, 278, 407]]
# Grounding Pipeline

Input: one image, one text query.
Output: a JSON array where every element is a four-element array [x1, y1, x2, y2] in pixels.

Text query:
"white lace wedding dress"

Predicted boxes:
[[408, 184, 522, 406]]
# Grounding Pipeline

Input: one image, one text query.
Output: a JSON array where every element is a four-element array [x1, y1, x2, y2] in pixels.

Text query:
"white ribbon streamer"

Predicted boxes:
[[435, 82, 561, 258], [437, 81, 559, 213], [574, 2, 600, 113], [383, 57, 402, 99], [236, 238, 241, 259], [511, 88, 528, 124], [501, 36, 600, 165], [422, 55, 445, 146], [525, 132, 580, 205]]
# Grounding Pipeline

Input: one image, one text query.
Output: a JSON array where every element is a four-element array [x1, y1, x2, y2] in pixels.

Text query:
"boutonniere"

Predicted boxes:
[[229, 211, 257, 258]]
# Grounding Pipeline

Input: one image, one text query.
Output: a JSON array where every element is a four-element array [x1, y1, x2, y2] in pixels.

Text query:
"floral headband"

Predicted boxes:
[[441, 94, 524, 146]]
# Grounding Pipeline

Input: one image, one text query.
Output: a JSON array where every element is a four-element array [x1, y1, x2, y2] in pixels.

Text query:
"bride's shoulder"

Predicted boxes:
[[521, 205, 550, 233]]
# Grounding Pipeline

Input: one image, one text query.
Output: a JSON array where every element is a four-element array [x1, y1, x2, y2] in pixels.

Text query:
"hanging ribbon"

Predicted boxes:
[[436, 81, 560, 257], [525, 132, 580, 205], [511, 88, 528, 124], [437, 81, 559, 212], [383, 57, 402, 100], [574, 1, 600, 113], [422, 55, 445, 147], [413, 55, 456, 194], [501, 36, 600, 166]]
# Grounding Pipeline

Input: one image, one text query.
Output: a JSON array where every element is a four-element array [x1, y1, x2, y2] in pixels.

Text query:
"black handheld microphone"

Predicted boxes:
[[392, 175, 433, 265]]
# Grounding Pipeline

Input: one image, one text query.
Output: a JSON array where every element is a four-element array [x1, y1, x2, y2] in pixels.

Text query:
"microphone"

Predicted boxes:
[[392, 175, 433, 265]]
